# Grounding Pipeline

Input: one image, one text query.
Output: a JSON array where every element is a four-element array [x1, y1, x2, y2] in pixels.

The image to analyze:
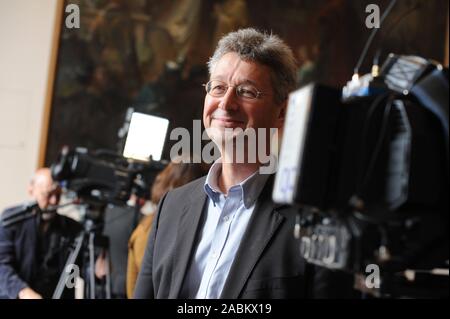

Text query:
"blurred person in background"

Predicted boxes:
[[0, 168, 81, 299]]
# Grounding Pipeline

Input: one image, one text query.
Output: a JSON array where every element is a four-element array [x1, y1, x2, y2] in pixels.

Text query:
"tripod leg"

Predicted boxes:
[[88, 232, 96, 299], [52, 232, 84, 299], [104, 249, 112, 299]]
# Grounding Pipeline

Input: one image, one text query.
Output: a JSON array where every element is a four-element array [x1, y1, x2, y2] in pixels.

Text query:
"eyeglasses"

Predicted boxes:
[[203, 80, 267, 100]]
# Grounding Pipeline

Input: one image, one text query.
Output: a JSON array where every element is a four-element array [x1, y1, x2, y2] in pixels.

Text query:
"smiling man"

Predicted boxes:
[[203, 48, 283, 175], [134, 28, 352, 299]]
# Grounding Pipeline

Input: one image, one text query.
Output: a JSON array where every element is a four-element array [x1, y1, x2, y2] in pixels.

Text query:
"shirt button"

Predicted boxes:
[[223, 216, 230, 222]]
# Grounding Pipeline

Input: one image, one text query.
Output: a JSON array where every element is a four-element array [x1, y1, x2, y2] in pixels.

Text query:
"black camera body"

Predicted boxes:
[[51, 146, 165, 207], [273, 55, 449, 297]]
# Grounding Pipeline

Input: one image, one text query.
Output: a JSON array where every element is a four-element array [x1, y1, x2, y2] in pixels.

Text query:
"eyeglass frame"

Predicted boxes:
[[202, 80, 268, 100]]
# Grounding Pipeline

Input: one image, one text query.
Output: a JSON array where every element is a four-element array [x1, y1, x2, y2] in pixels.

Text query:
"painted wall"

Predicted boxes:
[[0, 0, 60, 211]]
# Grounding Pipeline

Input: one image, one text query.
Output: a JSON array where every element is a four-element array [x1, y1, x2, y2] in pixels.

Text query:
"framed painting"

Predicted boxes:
[[42, 0, 448, 166]]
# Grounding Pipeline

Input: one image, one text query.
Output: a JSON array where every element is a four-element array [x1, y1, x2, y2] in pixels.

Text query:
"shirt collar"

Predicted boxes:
[[204, 160, 271, 209], [204, 161, 222, 204]]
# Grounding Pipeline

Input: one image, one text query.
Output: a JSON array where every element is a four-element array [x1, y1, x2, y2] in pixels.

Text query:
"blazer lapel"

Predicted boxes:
[[169, 178, 208, 298], [220, 178, 285, 298]]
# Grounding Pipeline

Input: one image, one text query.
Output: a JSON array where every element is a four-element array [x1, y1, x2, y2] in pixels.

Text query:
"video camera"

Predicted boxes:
[[51, 112, 169, 210], [50, 112, 169, 299], [273, 54, 449, 298], [51, 146, 165, 207], [50, 146, 166, 299]]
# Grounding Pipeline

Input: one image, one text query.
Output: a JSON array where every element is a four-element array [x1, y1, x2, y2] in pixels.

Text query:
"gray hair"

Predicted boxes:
[[208, 28, 297, 104]]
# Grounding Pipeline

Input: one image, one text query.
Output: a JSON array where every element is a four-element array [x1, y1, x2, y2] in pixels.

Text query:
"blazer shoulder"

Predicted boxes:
[[167, 175, 207, 199], [1, 202, 37, 228], [156, 176, 207, 221]]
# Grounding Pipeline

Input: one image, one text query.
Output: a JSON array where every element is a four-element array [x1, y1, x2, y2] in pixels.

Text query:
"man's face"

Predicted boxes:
[[30, 174, 61, 211], [203, 52, 286, 147]]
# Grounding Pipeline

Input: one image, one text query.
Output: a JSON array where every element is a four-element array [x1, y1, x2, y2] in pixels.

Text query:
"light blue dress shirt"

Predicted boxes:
[[180, 161, 270, 299]]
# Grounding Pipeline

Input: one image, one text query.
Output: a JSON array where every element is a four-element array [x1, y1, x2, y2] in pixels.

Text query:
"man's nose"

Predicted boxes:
[[218, 87, 239, 111]]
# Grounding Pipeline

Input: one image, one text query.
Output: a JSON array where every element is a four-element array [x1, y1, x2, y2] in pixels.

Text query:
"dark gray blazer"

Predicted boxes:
[[134, 176, 354, 299]]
